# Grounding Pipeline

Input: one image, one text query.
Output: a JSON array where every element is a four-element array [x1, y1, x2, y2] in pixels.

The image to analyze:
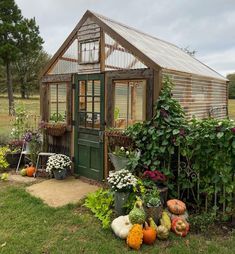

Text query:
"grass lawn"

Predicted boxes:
[[0, 184, 234, 254], [0, 96, 40, 139]]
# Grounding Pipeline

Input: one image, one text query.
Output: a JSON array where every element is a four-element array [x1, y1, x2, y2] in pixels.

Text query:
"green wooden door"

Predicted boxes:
[[74, 74, 105, 180]]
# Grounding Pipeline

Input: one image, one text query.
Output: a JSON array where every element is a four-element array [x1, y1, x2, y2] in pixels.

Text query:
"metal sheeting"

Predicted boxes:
[[163, 70, 227, 119], [93, 12, 226, 81]]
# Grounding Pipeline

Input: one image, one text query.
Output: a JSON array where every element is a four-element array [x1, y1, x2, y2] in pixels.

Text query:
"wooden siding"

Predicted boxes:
[[162, 70, 228, 119], [77, 17, 101, 74]]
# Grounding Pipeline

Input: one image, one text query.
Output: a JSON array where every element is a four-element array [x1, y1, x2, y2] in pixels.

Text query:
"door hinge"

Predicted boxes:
[[72, 83, 76, 89], [72, 120, 76, 126]]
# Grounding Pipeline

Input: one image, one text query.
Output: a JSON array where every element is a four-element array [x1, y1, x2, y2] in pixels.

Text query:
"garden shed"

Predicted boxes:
[[40, 10, 228, 181]]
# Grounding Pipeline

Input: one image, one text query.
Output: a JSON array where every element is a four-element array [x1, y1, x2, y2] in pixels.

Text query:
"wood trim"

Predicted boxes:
[[153, 70, 162, 104], [105, 42, 118, 59], [105, 69, 154, 127], [41, 74, 72, 83], [100, 29, 105, 72], [60, 56, 78, 63]]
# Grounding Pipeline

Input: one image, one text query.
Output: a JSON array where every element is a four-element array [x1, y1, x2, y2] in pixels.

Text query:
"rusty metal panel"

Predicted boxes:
[[162, 70, 227, 119]]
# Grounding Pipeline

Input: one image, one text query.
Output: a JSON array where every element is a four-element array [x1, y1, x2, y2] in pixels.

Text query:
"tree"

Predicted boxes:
[[0, 0, 44, 114], [0, 0, 23, 115], [15, 50, 50, 97], [14, 18, 44, 98], [227, 73, 235, 99]]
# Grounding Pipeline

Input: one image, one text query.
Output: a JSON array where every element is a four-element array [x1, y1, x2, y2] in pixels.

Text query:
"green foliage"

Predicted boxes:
[[10, 103, 28, 140], [125, 75, 235, 212], [227, 73, 235, 99], [0, 146, 9, 171], [125, 76, 186, 190], [50, 112, 65, 122], [189, 212, 216, 233], [84, 189, 114, 229]]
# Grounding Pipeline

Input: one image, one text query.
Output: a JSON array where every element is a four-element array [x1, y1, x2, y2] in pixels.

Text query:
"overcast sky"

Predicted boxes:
[[15, 0, 235, 76]]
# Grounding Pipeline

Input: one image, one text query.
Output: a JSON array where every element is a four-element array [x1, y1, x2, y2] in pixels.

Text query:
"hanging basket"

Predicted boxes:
[[45, 123, 66, 137]]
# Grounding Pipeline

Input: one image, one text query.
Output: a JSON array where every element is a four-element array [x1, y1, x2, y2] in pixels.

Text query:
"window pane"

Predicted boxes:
[[80, 40, 99, 63], [87, 81, 93, 96], [114, 80, 146, 128], [115, 83, 128, 128], [94, 80, 100, 95], [93, 113, 100, 129], [79, 81, 86, 96], [94, 97, 100, 113], [79, 112, 85, 127], [86, 112, 93, 128], [86, 96, 93, 112], [49, 83, 67, 122]]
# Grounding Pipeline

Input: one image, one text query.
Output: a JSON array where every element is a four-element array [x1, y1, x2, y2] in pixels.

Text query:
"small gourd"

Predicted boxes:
[[127, 224, 143, 250], [171, 217, 190, 237], [20, 168, 27, 176], [157, 225, 169, 240], [167, 199, 186, 215], [143, 222, 157, 245], [111, 215, 133, 239], [129, 200, 146, 225], [26, 166, 36, 177], [160, 211, 171, 230]]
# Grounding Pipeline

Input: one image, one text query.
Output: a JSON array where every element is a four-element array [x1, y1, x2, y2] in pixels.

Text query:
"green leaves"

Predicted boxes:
[[84, 189, 114, 229]]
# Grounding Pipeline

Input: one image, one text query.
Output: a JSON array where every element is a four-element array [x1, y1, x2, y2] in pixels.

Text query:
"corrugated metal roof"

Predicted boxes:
[[92, 11, 226, 81]]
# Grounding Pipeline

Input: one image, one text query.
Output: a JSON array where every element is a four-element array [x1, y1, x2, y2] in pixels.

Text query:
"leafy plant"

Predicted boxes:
[[0, 146, 9, 171], [189, 212, 216, 233], [83, 189, 114, 229], [10, 104, 29, 140]]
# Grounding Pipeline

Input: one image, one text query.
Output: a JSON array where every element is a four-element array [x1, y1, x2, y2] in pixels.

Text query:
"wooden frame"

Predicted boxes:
[[78, 39, 100, 65], [105, 69, 154, 128]]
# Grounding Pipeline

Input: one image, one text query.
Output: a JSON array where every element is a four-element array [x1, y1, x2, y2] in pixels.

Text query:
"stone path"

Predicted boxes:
[[26, 176, 99, 207]]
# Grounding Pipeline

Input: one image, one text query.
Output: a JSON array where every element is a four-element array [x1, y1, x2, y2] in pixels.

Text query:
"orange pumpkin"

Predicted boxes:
[[26, 166, 36, 177], [143, 222, 157, 245], [171, 217, 189, 237], [167, 199, 186, 215]]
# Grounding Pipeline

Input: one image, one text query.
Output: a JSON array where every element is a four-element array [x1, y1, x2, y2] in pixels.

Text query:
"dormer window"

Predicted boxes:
[[79, 40, 100, 64]]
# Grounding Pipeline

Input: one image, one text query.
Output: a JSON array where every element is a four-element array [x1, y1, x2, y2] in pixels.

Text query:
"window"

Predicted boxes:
[[114, 80, 146, 128], [79, 40, 100, 64], [49, 83, 67, 122], [78, 80, 101, 129]]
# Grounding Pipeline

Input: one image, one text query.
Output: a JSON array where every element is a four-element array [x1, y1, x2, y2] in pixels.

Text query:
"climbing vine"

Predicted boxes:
[[126, 76, 235, 213]]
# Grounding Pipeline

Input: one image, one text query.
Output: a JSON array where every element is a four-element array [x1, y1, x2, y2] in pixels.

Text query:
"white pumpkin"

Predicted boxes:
[[111, 215, 133, 239]]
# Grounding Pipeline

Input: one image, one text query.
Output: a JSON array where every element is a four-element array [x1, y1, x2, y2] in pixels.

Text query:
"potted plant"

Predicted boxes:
[[23, 130, 42, 166], [46, 154, 71, 180], [142, 182, 163, 224], [107, 169, 137, 215], [108, 146, 140, 171], [5, 140, 23, 167], [142, 169, 168, 205]]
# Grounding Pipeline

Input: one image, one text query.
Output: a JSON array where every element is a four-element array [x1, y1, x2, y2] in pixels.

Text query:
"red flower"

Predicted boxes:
[[143, 170, 167, 183]]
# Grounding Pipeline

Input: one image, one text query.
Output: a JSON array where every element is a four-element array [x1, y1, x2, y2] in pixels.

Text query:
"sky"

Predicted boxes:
[[15, 0, 235, 76]]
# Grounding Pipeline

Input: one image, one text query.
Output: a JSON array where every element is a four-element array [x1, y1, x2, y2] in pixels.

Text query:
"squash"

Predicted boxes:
[[111, 215, 133, 239], [171, 217, 190, 237], [166, 208, 189, 221], [143, 222, 156, 245], [20, 168, 27, 177], [167, 199, 186, 215], [26, 166, 36, 177], [127, 224, 143, 250], [129, 200, 146, 225], [157, 225, 169, 240], [148, 217, 157, 231], [160, 211, 171, 230]]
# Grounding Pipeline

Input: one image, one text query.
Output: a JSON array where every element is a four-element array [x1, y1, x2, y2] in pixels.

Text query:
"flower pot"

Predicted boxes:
[[53, 168, 67, 180], [144, 205, 163, 224], [114, 191, 130, 216], [5, 152, 21, 168], [108, 153, 129, 171]]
